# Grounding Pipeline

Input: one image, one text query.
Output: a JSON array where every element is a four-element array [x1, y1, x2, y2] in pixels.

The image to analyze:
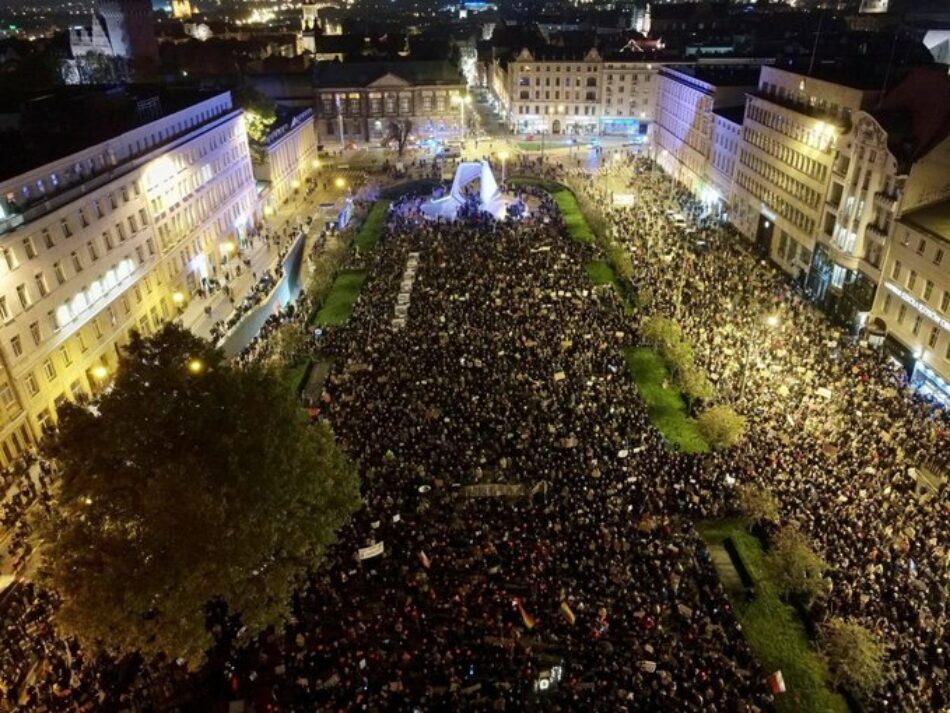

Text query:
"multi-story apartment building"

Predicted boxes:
[[313, 61, 467, 145], [655, 64, 764, 210], [0, 88, 258, 464], [495, 48, 668, 138], [252, 106, 318, 212], [500, 48, 606, 136], [873, 200, 950, 402], [709, 106, 744, 213], [731, 66, 882, 280]]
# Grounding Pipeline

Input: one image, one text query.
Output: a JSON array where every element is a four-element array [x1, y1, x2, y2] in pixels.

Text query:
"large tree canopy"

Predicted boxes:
[[38, 325, 361, 665]]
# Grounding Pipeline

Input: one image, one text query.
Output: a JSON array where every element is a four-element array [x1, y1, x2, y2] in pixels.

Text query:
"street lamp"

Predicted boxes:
[[187, 358, 205, 375], [91, 364, 108, 381], [498, 150, 509, 184], [334, 176, 347, 190], [172, 290, 186, 313], [311, 158, 321, 170], [451, 94, 471, 143]]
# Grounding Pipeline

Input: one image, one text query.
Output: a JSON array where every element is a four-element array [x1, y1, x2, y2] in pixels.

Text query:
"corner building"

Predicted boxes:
[[732, 67, 881, 280], [0, 89, 258, 463]]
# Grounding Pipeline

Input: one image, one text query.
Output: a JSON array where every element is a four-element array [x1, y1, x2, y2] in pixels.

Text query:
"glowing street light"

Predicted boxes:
[[171, 290, 186, 306], [334, 176, 347, 190], [291, 178, 301, 191], [311, 158, 322, 170], [91, 365, 108, 381], [451, 94, 472, 142], [221, 241, 236, 256], [187, 358, 205, 375], [766, 314, 780, 328]]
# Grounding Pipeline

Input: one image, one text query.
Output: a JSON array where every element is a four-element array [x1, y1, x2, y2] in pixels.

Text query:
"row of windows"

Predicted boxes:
[[742, 125, 829, 184], [2, 100, 230, 214], [516, 64, 600, 73], [746, 102, 835, 154], [656, 104, 708, 158], [881, 295, 950, 361], [738, 148, 822, 211], [515, 105, 599, 116], [24, 296, 173, 438], [758, 80, 853, 123], [734, 170, 816, 238], [1, 182, 142, 277], [519, 76, 598, 88], [4, 254, 152, 359], [890, 261, 950, 313], [518, 90, 599, 102], [2, 227, 153, 327]]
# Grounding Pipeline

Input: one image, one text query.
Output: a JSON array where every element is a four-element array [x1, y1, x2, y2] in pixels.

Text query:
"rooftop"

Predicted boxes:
[[665, 64, 763, 87], [903, 198, 950, 245], [870, 66, 950, 168], [312, 60, 463, 88], [713, 105, 746, 125], [0, 85, 225, 183]]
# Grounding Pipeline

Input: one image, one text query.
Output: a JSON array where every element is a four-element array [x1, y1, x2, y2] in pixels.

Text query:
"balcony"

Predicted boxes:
[[866, 222, 888, 240], [874, 190, 899, 210]]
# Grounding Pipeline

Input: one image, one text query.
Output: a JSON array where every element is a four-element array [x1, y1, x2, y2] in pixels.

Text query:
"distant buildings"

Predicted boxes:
[[0, 88, 258, 463], [64, 0, 159, 82], [313, 61, 467, 145], [492, 48, 664, 139]]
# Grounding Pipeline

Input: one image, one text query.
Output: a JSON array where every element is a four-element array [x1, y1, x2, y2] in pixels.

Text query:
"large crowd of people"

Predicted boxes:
[[0, 148, 945, 712], [601, 162, 948, 712]]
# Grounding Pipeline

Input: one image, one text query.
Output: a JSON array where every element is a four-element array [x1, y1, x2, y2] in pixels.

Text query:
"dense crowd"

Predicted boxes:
[[603, 159, 948, 711], [203, 190, 774, 712], [0, 151, 945, 712]]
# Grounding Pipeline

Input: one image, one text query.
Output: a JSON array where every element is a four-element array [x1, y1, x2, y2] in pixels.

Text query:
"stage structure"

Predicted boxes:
[[420, 160, 508, 220]]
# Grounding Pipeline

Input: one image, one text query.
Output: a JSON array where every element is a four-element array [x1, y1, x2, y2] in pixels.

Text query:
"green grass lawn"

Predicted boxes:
[[624, 347, 708, 453], [283, 361, 311, 395], [354, 200, 391, 252], [585, 261, 632, 313], [315, 270, 367, 326], [697, 519, 849, 713], [510, 178, 595, 244]]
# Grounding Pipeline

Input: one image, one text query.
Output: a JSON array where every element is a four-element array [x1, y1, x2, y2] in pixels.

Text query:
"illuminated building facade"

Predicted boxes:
[[655, 63, 762, 209], [499, 48, 664, 138], [731, 67, 882, 281], [0, 90, 258, 463], [873, 202, 950, 404], [313, 61, 466, 144], [253, 107, 318, 211]]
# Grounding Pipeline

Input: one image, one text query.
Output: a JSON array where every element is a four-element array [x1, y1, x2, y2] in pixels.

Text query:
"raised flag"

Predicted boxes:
[[560, 601, 576, 625], [767, 671, 786, 694], [514, 598, 537, 629]]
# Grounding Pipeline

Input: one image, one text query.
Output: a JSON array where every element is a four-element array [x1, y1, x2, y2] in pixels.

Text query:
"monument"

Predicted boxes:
[[420, 160, 510, 220]]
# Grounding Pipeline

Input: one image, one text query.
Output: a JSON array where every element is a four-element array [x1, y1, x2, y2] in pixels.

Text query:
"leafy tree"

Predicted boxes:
[[735, 483, 779, 527], [697, 405, 746, 450], [275, 322, 309, 366], [233, 84, 277, 146], [677, 363, 715, 403], [635, 286, 654, 310], [821, 618, 887, 694], [384, 119, 413, 156], [765, 525, 830, 605], [639, 316, 682, 350], [606, 242, 634, 281], [37, 324, 361, 666], [660, 336, 694, 375]]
